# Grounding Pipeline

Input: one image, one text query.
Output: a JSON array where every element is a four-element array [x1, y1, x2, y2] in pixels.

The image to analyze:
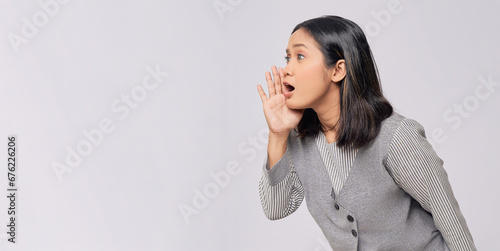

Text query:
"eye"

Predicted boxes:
[[298, 54, 305, 60], [284, 56, 291, 63]]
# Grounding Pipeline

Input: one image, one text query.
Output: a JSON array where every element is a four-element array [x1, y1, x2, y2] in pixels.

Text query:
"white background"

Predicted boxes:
[[0, 0, 499, 250]]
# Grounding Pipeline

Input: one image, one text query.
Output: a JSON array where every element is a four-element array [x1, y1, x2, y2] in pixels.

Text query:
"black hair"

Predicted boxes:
[[292, 15, 393, 149]]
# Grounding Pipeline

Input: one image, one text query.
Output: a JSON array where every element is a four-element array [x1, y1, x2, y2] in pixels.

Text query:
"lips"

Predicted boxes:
[[282, 81, 295, 98], [283, 81, 295, 93]]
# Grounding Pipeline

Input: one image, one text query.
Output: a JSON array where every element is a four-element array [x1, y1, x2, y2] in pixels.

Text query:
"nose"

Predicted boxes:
[[283, 64, 293, 77]]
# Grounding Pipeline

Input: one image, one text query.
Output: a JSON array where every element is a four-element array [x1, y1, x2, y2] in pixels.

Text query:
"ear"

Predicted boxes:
[[331, 59, 346, 83]]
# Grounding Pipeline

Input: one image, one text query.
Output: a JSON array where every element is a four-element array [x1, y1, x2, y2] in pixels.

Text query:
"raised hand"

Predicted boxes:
[[257, 65, 304, 136]]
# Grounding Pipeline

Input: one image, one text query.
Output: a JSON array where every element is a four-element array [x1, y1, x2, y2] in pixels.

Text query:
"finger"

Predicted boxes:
[[265, 71, 276, 97], [279, 67, 285, 92], [256, 84, 268, 103], [272, 65, 282, 95]]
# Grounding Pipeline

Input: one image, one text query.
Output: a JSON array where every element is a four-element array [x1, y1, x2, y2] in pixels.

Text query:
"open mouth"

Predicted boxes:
[[284, 82, 295, 93]]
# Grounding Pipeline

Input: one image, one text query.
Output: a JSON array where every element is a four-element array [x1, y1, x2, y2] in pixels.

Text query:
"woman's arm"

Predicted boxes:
[[259, 145, 305, 220], [256, 65, 305, 220], [386, 118, 476, 251]]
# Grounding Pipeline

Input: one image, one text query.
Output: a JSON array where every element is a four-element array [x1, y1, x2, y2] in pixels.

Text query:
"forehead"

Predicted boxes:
[[286, 28, 319, 52]]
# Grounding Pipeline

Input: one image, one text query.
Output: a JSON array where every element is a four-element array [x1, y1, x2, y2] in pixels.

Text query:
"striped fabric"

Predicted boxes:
[[315, 132, 358, 199], [258, 117, 476, 251], [259, 149, 304, 220]]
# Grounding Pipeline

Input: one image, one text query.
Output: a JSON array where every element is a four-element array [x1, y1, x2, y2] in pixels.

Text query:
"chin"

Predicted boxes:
[[285, 99, 306, 110]]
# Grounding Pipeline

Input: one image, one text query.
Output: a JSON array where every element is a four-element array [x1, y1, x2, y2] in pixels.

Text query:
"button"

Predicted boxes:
[[351, 229, 357, 237], [334, 203, 339, 210], [347, 215, 354, 222]]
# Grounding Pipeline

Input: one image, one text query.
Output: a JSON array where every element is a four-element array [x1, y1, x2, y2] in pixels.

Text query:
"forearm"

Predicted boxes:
[[259, 162, 304, 220], [267, 131, 289, 169]]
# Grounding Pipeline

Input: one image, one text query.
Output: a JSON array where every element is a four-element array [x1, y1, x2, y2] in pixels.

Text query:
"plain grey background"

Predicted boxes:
[[0, 0, 499, 250]]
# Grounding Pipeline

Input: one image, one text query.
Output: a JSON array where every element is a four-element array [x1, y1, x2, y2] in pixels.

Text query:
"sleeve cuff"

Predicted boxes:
[[262, 146, 293, 186]]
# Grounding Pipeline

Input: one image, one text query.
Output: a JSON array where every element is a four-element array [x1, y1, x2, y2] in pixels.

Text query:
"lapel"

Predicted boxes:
[[314, 132, 367, 200], [290, 133, 334, 203], [290, 130, 372, 209]]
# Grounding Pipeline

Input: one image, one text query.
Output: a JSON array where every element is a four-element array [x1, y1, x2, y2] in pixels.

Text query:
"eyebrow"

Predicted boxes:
[[286, 43, 308, 53]]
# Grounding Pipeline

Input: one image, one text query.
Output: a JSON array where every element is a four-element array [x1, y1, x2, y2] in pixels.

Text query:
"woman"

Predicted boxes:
[[256, 15, 476, 250]]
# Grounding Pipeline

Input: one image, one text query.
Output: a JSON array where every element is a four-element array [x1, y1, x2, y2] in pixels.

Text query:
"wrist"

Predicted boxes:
[[269, 130, 290, 141]]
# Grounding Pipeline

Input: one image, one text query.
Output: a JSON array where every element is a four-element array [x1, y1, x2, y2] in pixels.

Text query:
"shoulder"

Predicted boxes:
[[386, 113, 438, 163], [380, 112, 428, 140], [381, 111, 407, 131], [378, 112, 435, 162], [384, 113, 444, 183], [391, 113, 428, 143]]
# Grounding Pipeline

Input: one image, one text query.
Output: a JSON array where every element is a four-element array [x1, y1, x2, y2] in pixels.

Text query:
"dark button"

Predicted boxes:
[[334, 203, 339, 210], [347, 215, 354, 222], [351, 229, 358, 237]]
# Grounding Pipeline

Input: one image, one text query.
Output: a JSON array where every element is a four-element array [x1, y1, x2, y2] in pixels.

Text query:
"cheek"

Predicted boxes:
[[301, 62, 327, 82], [298, 64, 329, 93], [289, 61, 331, 108]]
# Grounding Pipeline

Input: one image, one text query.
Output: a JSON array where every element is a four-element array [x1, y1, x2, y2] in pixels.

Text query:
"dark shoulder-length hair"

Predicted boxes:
[[292, 15, 393, 149]]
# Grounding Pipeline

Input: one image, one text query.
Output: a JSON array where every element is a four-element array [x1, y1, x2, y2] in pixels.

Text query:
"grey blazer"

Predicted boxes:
[[265, 112, 450, 250]]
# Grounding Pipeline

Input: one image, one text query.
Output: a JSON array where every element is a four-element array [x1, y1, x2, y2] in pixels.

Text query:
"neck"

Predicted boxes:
[[312, 86, 341, 132]]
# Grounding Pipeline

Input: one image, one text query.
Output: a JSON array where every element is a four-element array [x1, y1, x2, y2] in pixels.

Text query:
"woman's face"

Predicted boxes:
[[282, 28, 339, 110]]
